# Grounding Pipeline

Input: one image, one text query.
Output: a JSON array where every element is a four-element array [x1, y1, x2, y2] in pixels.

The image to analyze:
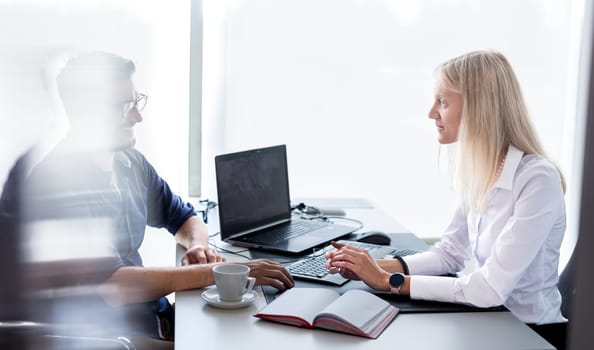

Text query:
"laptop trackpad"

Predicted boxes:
[[286, 229, 335, 249]]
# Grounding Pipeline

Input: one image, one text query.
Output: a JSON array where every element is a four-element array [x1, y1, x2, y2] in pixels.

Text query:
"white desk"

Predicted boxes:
[[176, 289, 552, 350], [175, 199, 554, 350]]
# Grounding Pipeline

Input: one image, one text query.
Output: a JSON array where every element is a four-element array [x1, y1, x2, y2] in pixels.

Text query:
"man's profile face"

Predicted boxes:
[[111, 79, 143, 150]]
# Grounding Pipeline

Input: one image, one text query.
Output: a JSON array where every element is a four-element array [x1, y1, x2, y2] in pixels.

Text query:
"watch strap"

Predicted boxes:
[[390, 285, 402, 295]]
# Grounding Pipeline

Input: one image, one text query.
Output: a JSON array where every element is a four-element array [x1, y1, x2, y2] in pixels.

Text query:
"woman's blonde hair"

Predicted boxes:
[[437, 50, 565, 211]]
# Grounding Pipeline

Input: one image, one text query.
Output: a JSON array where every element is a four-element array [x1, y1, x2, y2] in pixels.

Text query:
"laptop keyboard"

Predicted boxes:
[[287, 241, 419, 279], [254, 220, 327, 244]]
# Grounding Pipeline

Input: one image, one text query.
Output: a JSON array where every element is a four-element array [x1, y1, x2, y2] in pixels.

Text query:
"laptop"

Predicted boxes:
[[215, 145, 356, 254]]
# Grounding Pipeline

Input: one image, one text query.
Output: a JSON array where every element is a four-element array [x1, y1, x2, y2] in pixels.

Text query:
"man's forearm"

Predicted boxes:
[[175, 215, 209, 249], [99, 263, 218, 305]]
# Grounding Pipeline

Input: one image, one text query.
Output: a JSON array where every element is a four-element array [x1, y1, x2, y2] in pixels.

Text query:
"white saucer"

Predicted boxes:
[[201, 288, 258, 309]]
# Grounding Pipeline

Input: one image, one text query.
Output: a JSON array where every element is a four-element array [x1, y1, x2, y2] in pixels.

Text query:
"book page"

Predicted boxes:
[[255, 288, 340, 326], [315, 289, 393, 330]]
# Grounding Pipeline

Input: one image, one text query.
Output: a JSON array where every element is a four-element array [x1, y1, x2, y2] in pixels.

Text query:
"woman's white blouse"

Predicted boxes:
[[404, 145, 566, 324]]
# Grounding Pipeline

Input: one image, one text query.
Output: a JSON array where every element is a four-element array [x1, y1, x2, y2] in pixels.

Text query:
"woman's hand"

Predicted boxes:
[[325, 241, 391, 291]]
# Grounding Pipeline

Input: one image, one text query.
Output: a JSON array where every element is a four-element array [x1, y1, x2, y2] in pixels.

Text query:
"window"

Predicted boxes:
[[202, 0, 585, 267]]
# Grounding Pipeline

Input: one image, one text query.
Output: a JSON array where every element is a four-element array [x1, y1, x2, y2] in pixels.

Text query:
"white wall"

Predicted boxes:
[[202, 0, 585, 270]]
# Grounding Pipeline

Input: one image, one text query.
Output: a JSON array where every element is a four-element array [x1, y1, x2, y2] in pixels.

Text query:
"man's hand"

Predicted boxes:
[[240, 259, 295, 291], [176, 216, 225, 265], [181, 244, 226, 265]]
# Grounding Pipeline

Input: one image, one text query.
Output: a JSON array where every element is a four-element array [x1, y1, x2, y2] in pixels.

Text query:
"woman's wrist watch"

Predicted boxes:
[[389, 272, 406, 295]]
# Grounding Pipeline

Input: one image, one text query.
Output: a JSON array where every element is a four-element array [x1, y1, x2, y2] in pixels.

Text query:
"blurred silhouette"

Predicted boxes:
[[0, 52, 188, 347], [0, 51, 293, 349]]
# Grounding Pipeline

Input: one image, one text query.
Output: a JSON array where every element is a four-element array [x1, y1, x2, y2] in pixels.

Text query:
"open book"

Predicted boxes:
[[254, 288, 399, 339]]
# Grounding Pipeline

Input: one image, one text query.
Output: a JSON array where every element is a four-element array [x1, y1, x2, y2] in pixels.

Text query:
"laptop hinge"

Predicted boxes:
[[225, 218, 291, 240]]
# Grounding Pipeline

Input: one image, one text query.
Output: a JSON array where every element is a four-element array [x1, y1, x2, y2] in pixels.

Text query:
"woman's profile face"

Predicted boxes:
[[428, 83, 463, 144]]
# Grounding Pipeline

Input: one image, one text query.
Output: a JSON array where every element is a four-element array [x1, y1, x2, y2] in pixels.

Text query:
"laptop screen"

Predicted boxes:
[[215, 145, 292, 239]]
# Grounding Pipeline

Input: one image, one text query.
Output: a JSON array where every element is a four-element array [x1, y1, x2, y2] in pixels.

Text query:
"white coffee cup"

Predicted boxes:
[[213, 264, 256, 302]]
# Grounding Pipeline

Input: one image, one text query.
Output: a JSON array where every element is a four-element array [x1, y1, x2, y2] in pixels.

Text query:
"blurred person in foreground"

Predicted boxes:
[[0, 51, 294, 348]]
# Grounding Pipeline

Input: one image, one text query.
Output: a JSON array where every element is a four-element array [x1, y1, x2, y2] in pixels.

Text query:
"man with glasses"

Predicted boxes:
[[0, 52, 294, 348]]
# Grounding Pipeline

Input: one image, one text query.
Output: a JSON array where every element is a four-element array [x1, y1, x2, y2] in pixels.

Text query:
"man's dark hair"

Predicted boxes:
[[56, 52, 136, 113]]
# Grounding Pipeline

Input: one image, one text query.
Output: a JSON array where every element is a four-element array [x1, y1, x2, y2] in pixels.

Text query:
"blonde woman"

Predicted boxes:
[[326, 51, 567, 348]]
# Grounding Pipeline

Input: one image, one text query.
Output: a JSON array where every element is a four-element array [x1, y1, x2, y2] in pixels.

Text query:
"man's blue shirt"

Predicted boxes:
[[1, 147, 195, 337]]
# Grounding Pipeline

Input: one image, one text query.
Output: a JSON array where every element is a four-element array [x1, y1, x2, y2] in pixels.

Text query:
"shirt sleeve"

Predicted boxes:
[[409, 164, 564, 307], [137, 152, 197, 234], [405, 205, 471, 276]]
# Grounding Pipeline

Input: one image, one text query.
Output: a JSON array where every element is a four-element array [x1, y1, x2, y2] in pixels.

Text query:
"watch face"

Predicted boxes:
[[390, 273, 405, 288]]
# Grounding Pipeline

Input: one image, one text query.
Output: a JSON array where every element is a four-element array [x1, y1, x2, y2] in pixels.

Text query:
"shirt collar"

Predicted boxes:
[[494, 144, 524, 190], [114, 151, 132, 169]]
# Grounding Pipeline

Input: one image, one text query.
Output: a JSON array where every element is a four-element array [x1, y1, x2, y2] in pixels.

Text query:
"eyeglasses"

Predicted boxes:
[[122, 93, 148, 116], [197, 199, 217, 224]]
